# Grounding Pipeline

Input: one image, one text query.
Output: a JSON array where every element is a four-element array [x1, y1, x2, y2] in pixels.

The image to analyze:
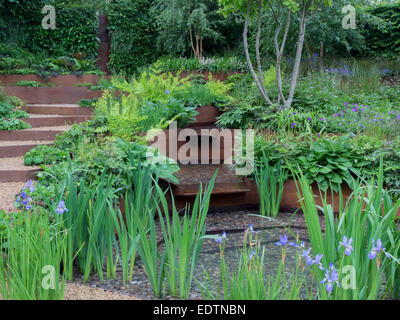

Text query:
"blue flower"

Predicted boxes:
[[302, 247, 313, 265], [55, 200, 69, 215], [275, 234, 297, 248], [368, 239, 390, 260], [320, 263, 340, 293], [249, 249, 257, 260], [247, 224, 259, 234], [338, 236, 353, 256], [24, 180, 35, 193], [216, 231, 227, 244], [165, 90, 170, 95], [313, 254, 324, 270]]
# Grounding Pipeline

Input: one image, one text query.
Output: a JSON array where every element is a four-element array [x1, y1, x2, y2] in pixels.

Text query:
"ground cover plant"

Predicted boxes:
[[0, 89, 31, 131]]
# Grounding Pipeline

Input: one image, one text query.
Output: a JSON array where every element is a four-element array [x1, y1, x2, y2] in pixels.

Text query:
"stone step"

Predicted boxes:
[[0, 157, 41, 182], [0, 140, 54, 158], [25, 104, 94, 116], [24, 114, 92, 127]]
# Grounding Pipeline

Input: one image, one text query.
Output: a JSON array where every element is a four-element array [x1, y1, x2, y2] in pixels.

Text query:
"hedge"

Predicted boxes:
[[364, 2, 400, 57], [107, 0, 160, 76], [0, 1, 99, 58]]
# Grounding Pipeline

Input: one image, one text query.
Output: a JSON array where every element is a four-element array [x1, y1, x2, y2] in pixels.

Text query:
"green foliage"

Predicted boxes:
[[107, 0, 159, 75], [254, 155, 287, 217], [0, 210, 66, 300], [154, 0, 240, 58], [0, 1, 99, 58], [0, 96, 31, 131], [364, 2, 400, 58], [0, 44, 101, 77], [295, 136, 371, 192], [24, 145, 69, 166], [153, 56, 247, 73], [78, 98, 99, 108], [294, 161, 400, 299], [37, 137, 180, 197], [135, 172, 216, 298], [15, 80, 52, 87]]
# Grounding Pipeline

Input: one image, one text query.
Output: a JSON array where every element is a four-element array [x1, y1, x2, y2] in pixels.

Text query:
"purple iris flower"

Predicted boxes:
[[313, 254, 324, 270], [55, 200, 69, 215], [216, 231, 227, 244], [291, 122, 295, 128], [275, 234, 297, 248], [338, 236, 353, 256], [368, 239, 391, 260], [321, 264, 340, 293], [249, 249, 257, 260], [302, 248, 313, 265], [25, 180, 35, 193]]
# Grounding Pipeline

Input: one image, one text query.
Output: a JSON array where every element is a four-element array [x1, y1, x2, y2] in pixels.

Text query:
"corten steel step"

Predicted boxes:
[[0, 141, 53, 158], [0, 157, 42, 182], [0, 126, 69, 141], [0, 169, 41, 182], [173, 182, 251, 196], [23, 115, 92, 128], [188, 106, 221, 128], [3, 86, 103, 104], [147, 127, 236, 164], [0, 74, 109, 87], [25, 104, 94, 116]]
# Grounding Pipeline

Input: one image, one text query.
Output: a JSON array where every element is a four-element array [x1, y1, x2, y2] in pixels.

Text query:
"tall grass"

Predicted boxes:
[[39, 171, 118, 283], [157, 171, 217, 299], [110, 168, 160, 285], [0, 211, 66, 300], [293, 158, 400, 299], [254, 154, 287, 217]]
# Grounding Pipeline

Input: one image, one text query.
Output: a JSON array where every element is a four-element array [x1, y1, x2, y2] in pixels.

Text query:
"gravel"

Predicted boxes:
[[0, 182, 25, 212], [0, 157, 40, 170], [71, 210, 320, 300]]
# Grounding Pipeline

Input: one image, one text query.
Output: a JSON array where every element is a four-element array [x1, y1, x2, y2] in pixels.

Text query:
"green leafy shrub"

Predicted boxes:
[[364, 2, 400, 58], [24, 145, 69, 166], [108, 0, 160, 75]]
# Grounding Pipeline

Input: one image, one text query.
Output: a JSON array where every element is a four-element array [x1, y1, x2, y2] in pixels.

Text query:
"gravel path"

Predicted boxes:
[[0, 182, 24, 212], [64, 283, 140, 300], [0, 157, 40, 170]]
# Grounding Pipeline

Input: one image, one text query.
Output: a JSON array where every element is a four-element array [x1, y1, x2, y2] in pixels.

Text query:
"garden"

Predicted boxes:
[[0, 0, 399, 301]]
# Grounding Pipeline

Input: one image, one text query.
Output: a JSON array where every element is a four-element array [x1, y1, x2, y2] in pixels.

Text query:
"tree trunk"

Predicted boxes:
[[274, 9, 291, 107], [320, 41, 324, 59], [243, 0, 272, 106], [255, 0, 265, 94], [285, 6, 307, 108]]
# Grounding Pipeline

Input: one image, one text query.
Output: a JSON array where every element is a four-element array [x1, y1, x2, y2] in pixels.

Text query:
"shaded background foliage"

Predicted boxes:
[[0, 0, 99, 58], [0, 0, 399, 75]]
